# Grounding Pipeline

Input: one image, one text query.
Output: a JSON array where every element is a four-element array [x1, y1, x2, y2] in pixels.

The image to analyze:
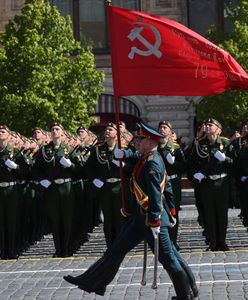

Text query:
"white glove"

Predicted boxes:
[[59, 156, 72, 168], [169, 216, 177, 228], [92, 178, 104, 188], [166, 153, 175, 165], [40, 179, 51, 188], [193, 172, 205, 182], [214, 150, 226, 162], [112, 159, 120, 167], [241, 176, 248, 182], [5, 159, 18, 170], [114, 148, 124, 159], [151, 226, 160, 239]]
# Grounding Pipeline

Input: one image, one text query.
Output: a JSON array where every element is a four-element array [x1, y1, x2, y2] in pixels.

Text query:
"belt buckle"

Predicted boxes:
[[107, 178, 119, 183], [0, 182, 9, 187], [107, 178, 115, 183], [54, 179, 64, 184]]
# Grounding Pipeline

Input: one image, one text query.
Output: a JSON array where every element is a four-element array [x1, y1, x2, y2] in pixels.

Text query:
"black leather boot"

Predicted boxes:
[[170, 270, 192, 299], [63, 275, 106, 295], [171, 296, 193, 300], [179, 260, 199, 298]]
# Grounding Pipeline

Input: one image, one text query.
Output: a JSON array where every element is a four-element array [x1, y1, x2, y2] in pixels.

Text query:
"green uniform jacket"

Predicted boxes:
[[33, 141, 76, 181], [187, 135, 235, 179]]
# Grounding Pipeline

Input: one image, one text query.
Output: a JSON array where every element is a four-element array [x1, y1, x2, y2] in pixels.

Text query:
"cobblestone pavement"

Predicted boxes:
[[1, 205, 248, 299]]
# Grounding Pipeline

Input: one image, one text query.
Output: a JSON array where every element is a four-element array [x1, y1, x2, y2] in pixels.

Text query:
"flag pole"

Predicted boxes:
[[106, 0, 130, 216]]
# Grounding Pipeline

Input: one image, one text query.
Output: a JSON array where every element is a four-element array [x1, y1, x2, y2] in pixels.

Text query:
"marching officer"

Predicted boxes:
[[33, 122, 76, 257], [188, 118, 235, 251], [64, 122, 197, 299], [158, 121, 186, 249]]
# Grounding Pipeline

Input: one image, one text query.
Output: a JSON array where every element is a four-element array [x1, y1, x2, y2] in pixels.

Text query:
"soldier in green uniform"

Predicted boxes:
[[64, 122, 198, 300], [33, 123, 77, 257], [22, 139, 43, 246], [0, 126, 21, 259], [32, 127, 46, 146], [82, 123, 125, 248], [186, 122, 208, 243], [68, 131, 91, 249], [188, 118, 235, 251], [76, 125, 101, 233], [233, 120, 248, 227], [158, 121, 186, 250]]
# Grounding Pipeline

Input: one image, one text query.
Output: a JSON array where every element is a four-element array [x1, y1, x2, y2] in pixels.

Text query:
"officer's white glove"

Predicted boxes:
[[59, 156, 72, 168], [166, 153, 175, 165], [214, 150, 226, 162], [40, 179, 51, 188], [241, 176, 248, 182], [169, 216, 177, 228], [151, 226, 160, 239], [114, 148, 124, 159], [193, 172, 205, 182], [92, 178, 104, 188], [5, 159, 18, 170]]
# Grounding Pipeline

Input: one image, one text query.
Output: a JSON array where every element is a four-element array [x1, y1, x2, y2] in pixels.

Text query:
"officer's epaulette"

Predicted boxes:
[[173, 142, 180, 149], [121, 143, 128, 149], [220, 136, 230, 142], [147, 153, 154, 161]]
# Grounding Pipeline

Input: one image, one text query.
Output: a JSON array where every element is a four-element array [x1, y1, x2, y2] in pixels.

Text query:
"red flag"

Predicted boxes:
[[108, 6, 248, 96]]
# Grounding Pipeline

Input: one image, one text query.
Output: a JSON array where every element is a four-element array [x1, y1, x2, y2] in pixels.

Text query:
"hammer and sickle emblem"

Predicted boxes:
[[128, 22, 162, 59]]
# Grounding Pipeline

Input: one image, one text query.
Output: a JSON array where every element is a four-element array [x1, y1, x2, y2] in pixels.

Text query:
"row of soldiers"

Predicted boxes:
[[0, 118, 247, 259], [0, 121, 134, 259], [189, 118, 248, 251]]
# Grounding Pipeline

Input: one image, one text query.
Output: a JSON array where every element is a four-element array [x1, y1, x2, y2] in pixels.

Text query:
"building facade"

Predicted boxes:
[[0, 0, 237, 142]]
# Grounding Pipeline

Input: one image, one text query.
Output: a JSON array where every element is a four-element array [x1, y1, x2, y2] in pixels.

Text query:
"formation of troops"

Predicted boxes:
[[0, 117, 247, 259]]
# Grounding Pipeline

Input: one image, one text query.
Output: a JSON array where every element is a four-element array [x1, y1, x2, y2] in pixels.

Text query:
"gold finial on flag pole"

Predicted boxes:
[[106, 0, 112, 5]]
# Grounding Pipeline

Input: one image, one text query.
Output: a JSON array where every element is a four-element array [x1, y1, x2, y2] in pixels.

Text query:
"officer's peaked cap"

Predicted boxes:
[[139, 122, 163, 142]]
